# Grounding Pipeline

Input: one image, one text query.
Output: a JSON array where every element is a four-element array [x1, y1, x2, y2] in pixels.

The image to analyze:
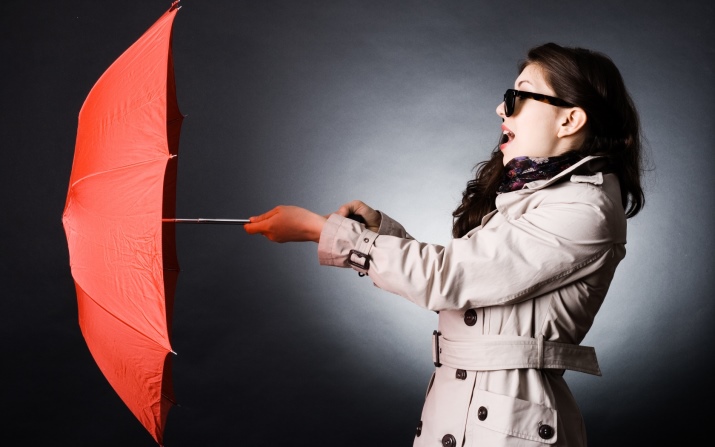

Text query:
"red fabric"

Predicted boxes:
[[62, 4, 182, 445]]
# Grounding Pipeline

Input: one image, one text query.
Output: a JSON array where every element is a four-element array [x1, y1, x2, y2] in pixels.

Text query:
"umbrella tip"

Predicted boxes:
[[171, 350, 178, 355]]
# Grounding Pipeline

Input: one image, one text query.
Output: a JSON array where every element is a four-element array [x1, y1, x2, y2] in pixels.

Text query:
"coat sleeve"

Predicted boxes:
[[318, 185, 625, 311], [376, 211, 414, 239]]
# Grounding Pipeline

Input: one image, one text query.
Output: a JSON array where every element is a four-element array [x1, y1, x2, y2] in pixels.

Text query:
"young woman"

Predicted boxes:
[[244, 42, 644, 447]]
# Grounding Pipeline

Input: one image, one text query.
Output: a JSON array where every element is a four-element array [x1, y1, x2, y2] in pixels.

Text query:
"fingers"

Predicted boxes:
[[328, 200, 379, 231], [244, 206, 281, 235], [249, 206, 281, 223], [335, 203, 354, 217], [243, 220, 265, 235], [335, 200, 364, 217]]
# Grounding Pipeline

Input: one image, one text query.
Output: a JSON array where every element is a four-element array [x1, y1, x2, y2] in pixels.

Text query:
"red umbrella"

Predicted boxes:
[[61, 2, 247, 444]]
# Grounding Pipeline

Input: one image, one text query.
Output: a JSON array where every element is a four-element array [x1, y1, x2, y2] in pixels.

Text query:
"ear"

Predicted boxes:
[[557, 107, 588, 138]]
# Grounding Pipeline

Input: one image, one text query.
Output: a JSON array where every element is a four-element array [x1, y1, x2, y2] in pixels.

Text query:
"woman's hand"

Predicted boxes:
[[334, 200, 381, 232], [244, 205, 327, 243]]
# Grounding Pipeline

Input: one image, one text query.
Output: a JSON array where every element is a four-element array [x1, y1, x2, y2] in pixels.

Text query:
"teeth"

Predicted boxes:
[[501, 130, 515, 145]]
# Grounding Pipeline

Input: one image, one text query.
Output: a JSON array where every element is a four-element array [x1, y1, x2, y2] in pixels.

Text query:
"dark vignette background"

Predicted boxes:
[[2, 0, 713, 445]]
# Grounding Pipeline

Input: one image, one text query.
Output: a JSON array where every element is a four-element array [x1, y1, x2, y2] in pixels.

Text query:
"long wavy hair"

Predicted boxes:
[[452, 43, 645, 238]]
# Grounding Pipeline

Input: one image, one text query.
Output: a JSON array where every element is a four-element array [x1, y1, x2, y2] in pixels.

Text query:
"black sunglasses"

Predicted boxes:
[[503, 89, 575, 117]]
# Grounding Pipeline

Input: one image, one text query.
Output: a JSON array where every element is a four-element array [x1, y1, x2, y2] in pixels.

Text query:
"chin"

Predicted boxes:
[[500, 147, 516, 165]]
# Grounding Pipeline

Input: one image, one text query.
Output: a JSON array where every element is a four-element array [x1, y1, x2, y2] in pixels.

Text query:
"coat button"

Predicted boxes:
[[464, 309, 477, 326], [455, 369, 467, 380], [477, 406, 488, 421], [441, 434, 457, 447], [538, 424, 554, 439], [415, 421, 422, 437]]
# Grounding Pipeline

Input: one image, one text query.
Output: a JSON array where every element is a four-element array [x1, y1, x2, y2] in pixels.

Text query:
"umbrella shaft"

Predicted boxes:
[[163, 218, 250, 225]]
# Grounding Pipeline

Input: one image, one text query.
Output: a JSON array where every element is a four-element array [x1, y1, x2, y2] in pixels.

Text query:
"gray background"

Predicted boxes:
[[2, 0, 713, 445]]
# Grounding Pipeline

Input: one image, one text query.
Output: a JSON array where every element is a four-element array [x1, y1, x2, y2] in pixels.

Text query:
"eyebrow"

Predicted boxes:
[[516, 80, 533, 88]]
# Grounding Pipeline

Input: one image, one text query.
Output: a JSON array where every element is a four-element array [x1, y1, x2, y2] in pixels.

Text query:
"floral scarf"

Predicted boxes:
[[498, 154, 581, 193]]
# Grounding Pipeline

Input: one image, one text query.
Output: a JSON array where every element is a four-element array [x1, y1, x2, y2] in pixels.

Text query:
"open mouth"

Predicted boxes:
[[500, 127, 515, 148]]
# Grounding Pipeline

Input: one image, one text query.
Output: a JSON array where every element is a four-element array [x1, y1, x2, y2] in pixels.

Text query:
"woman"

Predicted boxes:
[[244, 42, 644, 446]]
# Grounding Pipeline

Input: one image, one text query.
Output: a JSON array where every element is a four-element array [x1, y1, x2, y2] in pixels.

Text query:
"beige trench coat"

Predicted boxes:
[[318, 156, 627, 447]]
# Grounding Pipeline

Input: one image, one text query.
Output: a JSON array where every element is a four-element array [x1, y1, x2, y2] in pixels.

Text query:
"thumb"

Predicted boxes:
[[335, 205, 351, 217], [243, 221, 261, 235]]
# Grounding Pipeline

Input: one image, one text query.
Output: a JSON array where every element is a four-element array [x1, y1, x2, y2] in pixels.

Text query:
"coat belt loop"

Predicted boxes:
[[537, 334, 544, 369], [432, 331, 442, 367]]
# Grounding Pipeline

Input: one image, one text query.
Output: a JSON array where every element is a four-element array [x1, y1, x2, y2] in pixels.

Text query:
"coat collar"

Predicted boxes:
[[469, 155, 610, 236], [517, 155, 607, 192]]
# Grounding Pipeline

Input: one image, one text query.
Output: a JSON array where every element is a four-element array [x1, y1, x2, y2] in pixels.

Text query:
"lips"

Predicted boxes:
[[500, 124, 515, 150]]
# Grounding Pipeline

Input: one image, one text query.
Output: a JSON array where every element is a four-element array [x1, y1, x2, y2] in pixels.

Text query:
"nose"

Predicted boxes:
[[496, 101, 506, 118]]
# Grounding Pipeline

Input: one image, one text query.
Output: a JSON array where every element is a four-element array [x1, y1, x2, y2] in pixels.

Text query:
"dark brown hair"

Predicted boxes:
[[452, 42, 645, 238]]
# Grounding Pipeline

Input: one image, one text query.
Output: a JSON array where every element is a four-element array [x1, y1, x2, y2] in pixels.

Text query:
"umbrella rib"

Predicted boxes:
[[65, 191, 161, 228], [75, 280, 173, 353], [161, 393, 178, 405], [69, 155, 172, 190]]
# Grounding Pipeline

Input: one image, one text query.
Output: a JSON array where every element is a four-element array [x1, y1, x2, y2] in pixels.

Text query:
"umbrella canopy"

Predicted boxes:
[[62, 2, 183, 444]]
